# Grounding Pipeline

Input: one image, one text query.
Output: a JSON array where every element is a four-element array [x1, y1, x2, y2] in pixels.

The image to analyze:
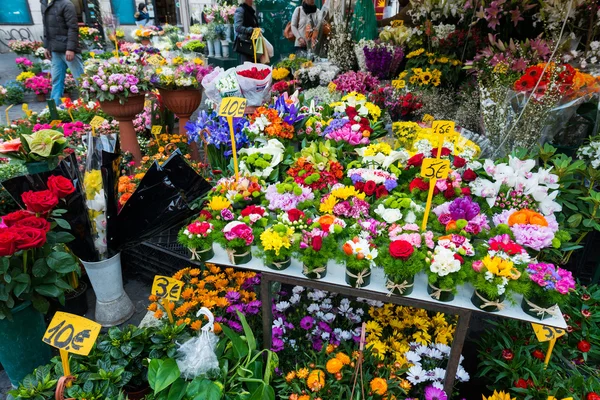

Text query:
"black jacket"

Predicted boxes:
[[135, 11, 150, 22], [41, 0, 80, 53], [234, 4, 259, 42]]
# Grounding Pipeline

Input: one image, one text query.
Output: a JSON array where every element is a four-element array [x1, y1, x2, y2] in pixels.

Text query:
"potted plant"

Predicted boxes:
[[79, 57, 150, 163], [0, 176, 80, 386], [426, 235, 472, 302], [342, 236, 377, 288], [297, 215, 345, 279], [470, 255, 523, 312], [259, 223, 294, 270], [24, 75, 52, 102], [221, 221, 254, 265], [178, 219, 215, 261], [522, 262, 576, 320], [0, 129, 68, 174]]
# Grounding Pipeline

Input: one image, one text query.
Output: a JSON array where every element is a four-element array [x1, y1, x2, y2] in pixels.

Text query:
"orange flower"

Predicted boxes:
[[507, 210, 529, 226], [326, 344, 335, 354], [181, 288, 194, 300], [298, 396, 309, 400], [342, 242, 353, 255], [528, 211, 548, 227], [213, 322, 222, 334], [190, 320, 201, 330], [445, 220, 457, 231], [326, 358, 343, 374], [154, 309, 164, 319], [147, 303, 157, 312], [335, 352, 351, 365], [370, 377, 388, 395], [119, 192, 132, 205], [307, 370, 325, 392]]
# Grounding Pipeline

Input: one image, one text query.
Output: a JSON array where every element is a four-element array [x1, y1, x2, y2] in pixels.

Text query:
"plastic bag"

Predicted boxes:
[[201, 67, 224, 105], [215, 68, 243, 99], [177, 307, 220, 379], [235, 62, 273, 107]]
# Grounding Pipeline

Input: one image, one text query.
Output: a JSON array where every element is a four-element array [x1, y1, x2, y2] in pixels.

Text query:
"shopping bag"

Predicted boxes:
[[234, 62, 273, 106]]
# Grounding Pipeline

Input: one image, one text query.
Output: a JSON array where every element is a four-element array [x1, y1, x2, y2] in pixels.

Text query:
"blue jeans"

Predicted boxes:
[[50, 52, 84, 105]]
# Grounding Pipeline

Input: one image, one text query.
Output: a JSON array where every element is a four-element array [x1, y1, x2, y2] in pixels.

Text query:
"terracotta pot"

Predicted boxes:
[[99, 94, 146, 163], [159, 88, 202, 160], [141, 39, 151, 46], [36, 93, 47, 102]]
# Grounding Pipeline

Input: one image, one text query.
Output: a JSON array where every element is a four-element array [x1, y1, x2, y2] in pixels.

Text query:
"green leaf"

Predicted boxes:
[[0, 258, 9, 274], [167, 378, 188, 400], [3, 274, 11, 284], [31, 293, 50, 313], [220, 324, 249, 360], [32, 259, 49, 277], [236, 310, 256, 352], [34, 284, 62, 298], [190, 379, 221, 400], [54, 218, 71, 230], [566, 214, 583, 228], [13, 282, 28, 298], [247, 383, 275, 400], [153, 358, 181, 394], [46, 252, 77, 273]]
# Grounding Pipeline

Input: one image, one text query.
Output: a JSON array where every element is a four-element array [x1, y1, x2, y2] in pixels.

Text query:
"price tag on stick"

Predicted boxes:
[[50, 120, 63, 127], [22, 103, 32, 118], [421, 159, 450, 180], [5, 104, 14, 126], [89, 116, 105, 129], [151, 125, 162, 144], [43, 312, 101, 385], [152, 275, 183, 323], [218, 97, 247, 182], [531, 323, 566, 368]]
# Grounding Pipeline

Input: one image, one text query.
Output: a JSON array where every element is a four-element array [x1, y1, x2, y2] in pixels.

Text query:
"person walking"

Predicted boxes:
[[290, 0, 320, 52], [135, 3, 150, 27], [234, 0, 260, 64], [41, 0, 84, 106]]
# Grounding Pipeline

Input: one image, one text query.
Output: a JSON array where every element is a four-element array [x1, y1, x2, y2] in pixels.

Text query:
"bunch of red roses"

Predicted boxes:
[[354, 180, 390, 199], [0, 175, 75, 257], [237, 67, 270, 80]]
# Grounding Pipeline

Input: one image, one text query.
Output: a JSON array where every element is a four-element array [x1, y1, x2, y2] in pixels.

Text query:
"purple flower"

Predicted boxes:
[[312, 339, 323, 351], [272, 326, 284, 336], [300, 316, 315, 330], [424, 385, 447, 400], [271, 337, 284, 352], [228, 320, 242, 332], [449, 197, 480, 221], [318, 321, 332, 333], [246, 300, 261, 315], [384, 179, 398, 191], [242, 275, 260, 289], [225, 291, 241, 303], [221, 209, 234, 221]]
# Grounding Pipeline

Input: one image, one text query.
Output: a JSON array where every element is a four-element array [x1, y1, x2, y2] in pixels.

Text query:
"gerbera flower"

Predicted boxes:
[[514, 75, 535, 91]]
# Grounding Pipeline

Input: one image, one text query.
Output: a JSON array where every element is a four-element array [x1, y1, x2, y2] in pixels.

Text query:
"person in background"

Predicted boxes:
[[135, 3, 150, 27], [41, 0, 84, 106], [234, 0, 261, 63], [291, 0, 320, 52]]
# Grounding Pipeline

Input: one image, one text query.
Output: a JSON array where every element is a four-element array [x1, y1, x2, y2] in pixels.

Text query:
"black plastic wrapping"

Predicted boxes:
[[101, 141, 121, 260]]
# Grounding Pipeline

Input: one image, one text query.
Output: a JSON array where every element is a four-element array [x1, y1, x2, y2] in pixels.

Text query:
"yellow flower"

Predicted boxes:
[[260, 227, 293, 256], [400, 379, 412, 391], [84, 170, 103, 199], [483, 391, 516, 400], [330, 186, 365, 200], [289, 54, 296, 60], [296, 368, 309, 379], [90, 52, 96, 58], [365, 320, 383, 337], [16, 71, 35, 82], [423, 114, 435, 123], [207, 196, 231, 211], [370, 377, 387, 395], [326, 358, 343, 374], [482, 256, 519, 279], [306, 370, 325, 392], [364, 102, 381, 121], [367, 340, 387, 359], [319, 194, 338, 214], [431, 77, 441, 87], [272, 67, 290, 81], [192, 57, 204, 65], [437, 56, 449, 64], [285, 371, 296, 382], [420, 71, 433, 85], [406, 48, 425, 58], [363, 142, 392, 156], [398, 71, 408, 80]]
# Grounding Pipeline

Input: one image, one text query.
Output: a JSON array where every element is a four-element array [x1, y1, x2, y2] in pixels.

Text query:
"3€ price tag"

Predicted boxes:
[[89, 116, 106, 129], [531, 323, 566, 343], [152, 275, 183, 301], [50, 120, 63, 127], [218, 97, 247, 118], [421, 158, 450, 180], [432, 120, 455, 136], [151, 125, 162, 137], [42, 312, 101, 356]]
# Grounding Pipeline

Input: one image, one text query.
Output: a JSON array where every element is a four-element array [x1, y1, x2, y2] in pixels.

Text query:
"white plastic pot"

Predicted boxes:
[[214, 40, 222, 58], [207, 40, 215, 57], [221, 40, 230, 58], [81, 253, 134, 327]]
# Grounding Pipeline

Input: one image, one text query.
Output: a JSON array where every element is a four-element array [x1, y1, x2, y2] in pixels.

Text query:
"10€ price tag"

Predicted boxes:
[[531, 323, 566, 343], [50, 120, 63, 127], [421, 158, 450, 180], [147, 54, 165, 66], [89, 116, 106, 129], [152, 275, 183, 301], [43, 312, 101, 356], [218, 97, 247, 118]]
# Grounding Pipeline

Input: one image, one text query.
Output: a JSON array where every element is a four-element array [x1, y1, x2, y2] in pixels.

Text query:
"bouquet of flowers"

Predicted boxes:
[[326, 92, 386, 145], [204, 195, 232, 230], [332, 71, 380, 94], [259, 223, 295, 270], [521, 262, 575, 319], [79, 26, 100, 41], [469, 255, 523, 312], [24, 75, 52, 95], [178, 220, 215, 261], [287, 141, 344, 190], [426, 235, 473, 301], [220, 221, 254, 265], [294, 62, 340, 89], [237, 204, 269, 238], [80, 57, 149, 104], [148, 59, 212, 89], [264, 181, 314, 212], [373, 192, 423, 225], [368, 85, 423, 121], [132, 26, 161, 42], [245, 107, 294, 141], [362, 41, 404, 80], [211, 175, 263, 208], [355, 142, 409, 171], [8, 40, 43, 55], [319, 184, 370, 221], [492, 208, 560, 252], [219, 5, 237, 24], [432, 197, 490, 236], [348, 168, 398, 200], [277, 208, 312, 231], [238, 139, 286, 181], [342, 236, 377, 288], [297, 215, 346, 279]]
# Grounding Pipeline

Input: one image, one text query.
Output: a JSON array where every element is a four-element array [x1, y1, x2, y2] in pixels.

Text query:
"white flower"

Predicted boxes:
[[406, 365, 426, 385], [427, 348, 443, 360], [415, 344, 428, 355], [307, 303, 320, 314], [435, 343, 451, 354], [273, 317, 286, 332], [432, 381, 444, 390], [323, 312, 336, 323], [321, 331, 330, 340], [375, 204, 403, 223], [292, 286, 305, 294], [456, 366, 470, 382], [275, 301, 290, 312], [289, 294, 301, 305], [432, 367, 446, 381], [405, 351, 421, 364], [429, 247, 461, 276]]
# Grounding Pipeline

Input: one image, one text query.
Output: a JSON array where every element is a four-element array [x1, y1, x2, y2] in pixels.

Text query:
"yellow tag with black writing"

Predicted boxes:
[[147, 54, 165, 66], [89, 116, 105, 129], [531, 323, 566, 343], [251, 28, 261, 41], [431, 120, 455, 136], [22, 103, 32, 117], [421, 158, 450, 180], [218, 97, 247, 118], [151, 125, 162, 136], [42, 312, 101, 356], [50, 120, 62, 127], [151, 275, 183, 301]]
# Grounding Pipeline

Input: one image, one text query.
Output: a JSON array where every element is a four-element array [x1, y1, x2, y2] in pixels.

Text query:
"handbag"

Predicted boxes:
[[233, 37, 254, 56], [284, 22, 295, 41]]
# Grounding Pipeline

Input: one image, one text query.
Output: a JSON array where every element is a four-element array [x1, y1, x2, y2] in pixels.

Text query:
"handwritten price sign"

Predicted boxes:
[[531, 323, 566, 343], [432, 120, 455, 136], [421, 159, 450, 180], [89, 116, 106, 129], [151, 125, 162, 136], [218, 97, 247, 118], [146, 54, 165, 66], [50, 120, 63, 127], [152, 275, 183, 301], [43, 312, 101, 356]]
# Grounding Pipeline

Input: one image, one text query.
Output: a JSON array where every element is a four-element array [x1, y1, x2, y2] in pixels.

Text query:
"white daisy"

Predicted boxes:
[[406, 365, 426, 385]]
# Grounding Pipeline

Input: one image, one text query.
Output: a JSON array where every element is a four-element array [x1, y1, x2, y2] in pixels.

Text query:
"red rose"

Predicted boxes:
[[0, 230, 19, 256], [363, 181, 376, 196], [241, 205, 265, 217], [461, 187, 471, 196], [406, 153, 425, 168], [443, 187, 456, 200], [453, 253, 464, 264], [514, 378, 527, 389], [409, 178, 429, 192], [389, 240, 414, 260], [47, 175, 75, 199], [312, 235, 322, 251], [2, 210, 34, 227], [532, 349, 545, 360], [199, 210, 213, 221], [11, 226, 47, 250], [288, 208, 305, 222], [577, 340, 591, 353], [375, 185, 388, 199], [21, 190, 58, 214], [462, 169, 477, 182], [453, 156, 466, 168], [431, 148, 451, 157], [15, 216, 51, 232], [354, 181, 365, 192], [587, 393, 600, 400], [502, 349, 514, 361]]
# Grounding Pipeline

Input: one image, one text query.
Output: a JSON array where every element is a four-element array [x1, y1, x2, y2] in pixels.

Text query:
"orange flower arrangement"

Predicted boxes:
[[507, 209, 548, 227], [248, 107, 294, 140]]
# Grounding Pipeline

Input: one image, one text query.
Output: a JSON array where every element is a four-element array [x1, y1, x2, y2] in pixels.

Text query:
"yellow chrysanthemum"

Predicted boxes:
[[296, 368, 309, 379], [363, 142, 392, 156], [272, 67, 290, 81], [260, 227, 293, 256], [207, 196, 231, 211], [483, 391, 516, 400], [370, 377, 388, 395], [319, 194, 338, 214]]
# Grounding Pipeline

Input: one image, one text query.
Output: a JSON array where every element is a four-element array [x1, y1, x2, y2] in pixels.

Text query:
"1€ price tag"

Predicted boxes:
[[50, 120, 63, 127], [42, 312, 101, 356], [89, 116, 106, 129], [421, 158, 450, 180], [152, 275, 183, 301], [531, 323, 566, 343], [218, 97, 247, 118], [432, 120, 455, 136], [151, 125, 162, 136]]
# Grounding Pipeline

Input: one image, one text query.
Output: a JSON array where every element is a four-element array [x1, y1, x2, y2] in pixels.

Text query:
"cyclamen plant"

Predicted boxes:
[[80, 57, 150, 104]]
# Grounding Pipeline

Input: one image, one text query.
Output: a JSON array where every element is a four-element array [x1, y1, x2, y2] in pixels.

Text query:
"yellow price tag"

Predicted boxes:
[[421, 158, 450, 180], [151, 275, 183, 301], [432, 120, 455, 136], [531, 323, 566, 343], [218, 97, 247, 118], [22, 103, 32, 117], [42, 312, 101, 356], [147, 54, 165, 66], [251, 28, 261, 40], [151, 125, 162, 136], [89, 116, 105, 129], [145, 99, 151, 108], [50, 120, 62, 127]]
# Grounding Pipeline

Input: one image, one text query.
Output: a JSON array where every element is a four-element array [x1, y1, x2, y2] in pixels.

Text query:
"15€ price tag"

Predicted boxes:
[[432, 120, 455, 136], [89, 116, 105, 129], [42, 312, 101, 356], [152, 275, 183, 301], [218, 97, 247, 118], [531, 323, 566, 342], [50, 120, 63, 127], [421, 158, 450, 180]]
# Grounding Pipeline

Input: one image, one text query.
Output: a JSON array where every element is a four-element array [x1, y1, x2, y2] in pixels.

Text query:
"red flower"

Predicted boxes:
[[502, 349, 514, 361], [312, 235, 322, 251], [199, 210, 213, 220], [532, 349, 545, 360], [47, 175, 75, 199], [375, 185, 388, 199], [389, 240, 414, 260], [453, 156, 466, 168], [237, 67, 270, 80], [462, 169, 477, 182], [363, 181, 377, 196], [582, 294, 591, 301], [21, 190, 58, 214], [582, 309, 592, 318], [461, 187, 471, 196], [354, 181, 365, 192], [514, 378, 528, 389], [287, 209, 305, 222], [431, 148, 451, 158], [453, 253, 464, 264], [0, 230, 19, 256], [406, 153, 425, 168], [409, 178, 429, 192], [526, 66, 543, 79], [443, 187, 456, 200], [577, 340, 591, 353], [14, 216, 51, 232], [2, 210, 34, 227], [514, 75, 536, 91], [587, 393, 600, 400], [241, 205, 265, 217], [11, 226, 47, 250]]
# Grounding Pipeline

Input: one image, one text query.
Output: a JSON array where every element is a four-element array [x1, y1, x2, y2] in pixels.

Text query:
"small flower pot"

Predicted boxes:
[[99, 94, 146, 164], [471, 290, 505, 312], [268, 256, 291, 271], [125, 384, 152, 399], [63, 281, 89, 316], [302, 263, 327, 279], [427, 282, 454, 302], [346, 267, 371, 288], [385, 275, 415, 296], [226, 246, 252, 265], [36, 93, 47, 102], [141, 39, 151, 46], [521, 296, 558, 320], [191, 245, 214, 262]]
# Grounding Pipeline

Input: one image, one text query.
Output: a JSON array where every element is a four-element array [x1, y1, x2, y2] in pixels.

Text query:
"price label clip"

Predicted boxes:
[[218, 97, 247, 182], [151, 275, 183, 323]]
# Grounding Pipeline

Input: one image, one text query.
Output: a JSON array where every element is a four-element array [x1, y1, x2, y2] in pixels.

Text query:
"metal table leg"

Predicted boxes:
[[443, 310, 472, 397]]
